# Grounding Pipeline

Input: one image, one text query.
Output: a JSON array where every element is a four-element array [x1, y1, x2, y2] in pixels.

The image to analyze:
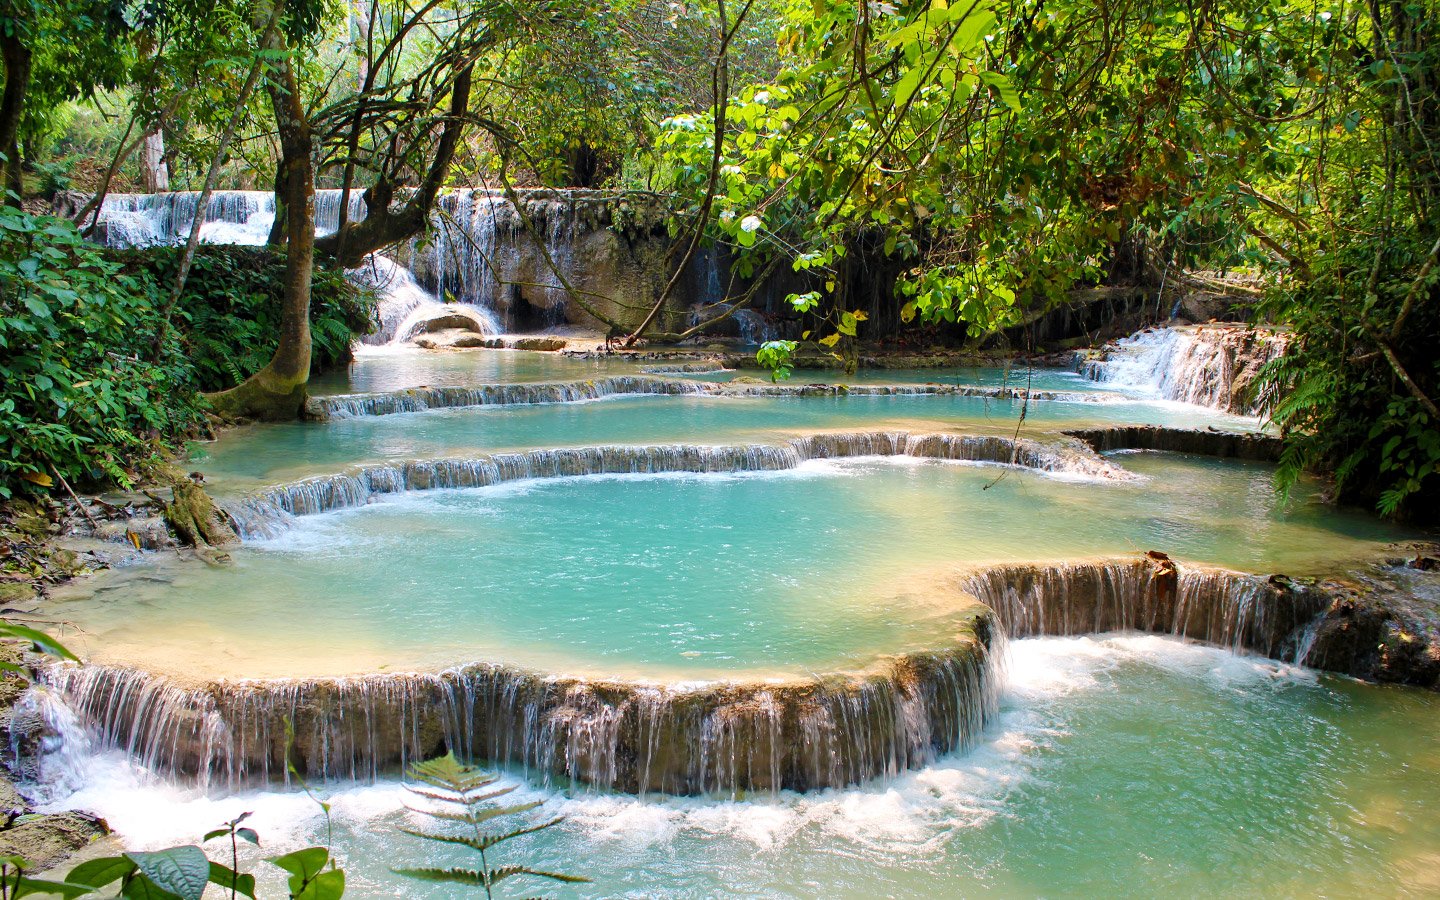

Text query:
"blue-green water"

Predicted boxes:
[[191, 392, 1255, 489], [53, 456, 1409, 680], [36, 349, 1440, 898]]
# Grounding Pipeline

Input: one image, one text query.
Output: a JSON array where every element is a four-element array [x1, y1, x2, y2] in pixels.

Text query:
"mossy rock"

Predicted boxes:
[[0, 812, 109, 871], [0, 583, 37, 605], [161, 480, 239, 549]]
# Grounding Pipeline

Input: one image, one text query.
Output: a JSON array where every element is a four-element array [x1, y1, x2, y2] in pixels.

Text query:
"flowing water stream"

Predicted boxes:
[[36, 638, 1440, 897], [21, 327, 1440, 892]]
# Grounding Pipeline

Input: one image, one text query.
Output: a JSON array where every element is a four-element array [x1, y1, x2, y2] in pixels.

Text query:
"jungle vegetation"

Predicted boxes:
[[0, 0, 1435, 517]]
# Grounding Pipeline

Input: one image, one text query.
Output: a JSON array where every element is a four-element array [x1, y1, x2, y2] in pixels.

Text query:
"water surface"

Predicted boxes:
[[53, 457, 1412, 680], [50, 637, 1440, 898]]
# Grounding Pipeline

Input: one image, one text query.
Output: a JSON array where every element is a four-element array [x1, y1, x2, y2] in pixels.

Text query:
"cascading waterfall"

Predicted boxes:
[[1079, 325, 1289, 415], [309, 376, 1121, 418], [408, 190, 583, 329], [31, 613, 998, 795], [221, 431, 1139, 538], [22, 555, 1340, 798], [83, 191, 515, 344], [90, 189, 366, 249], [958, 558, 1329, 663], [347, 255, 501, 345], [688, 303, 778, 345]]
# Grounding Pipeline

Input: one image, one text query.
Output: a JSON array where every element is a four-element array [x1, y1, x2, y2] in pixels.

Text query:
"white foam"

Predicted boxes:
[[30, 635, 1326, 881]]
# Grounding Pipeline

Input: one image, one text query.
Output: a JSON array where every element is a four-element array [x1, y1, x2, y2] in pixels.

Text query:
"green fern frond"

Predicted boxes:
[[398, 820, 564, 855], [484, 865, 590, 887], [395, 752, 585, 894], [392, 866, 487, 886]]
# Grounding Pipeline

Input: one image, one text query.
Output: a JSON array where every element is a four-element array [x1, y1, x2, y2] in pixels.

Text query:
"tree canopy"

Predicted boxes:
[[0, 0, 1436, 515]]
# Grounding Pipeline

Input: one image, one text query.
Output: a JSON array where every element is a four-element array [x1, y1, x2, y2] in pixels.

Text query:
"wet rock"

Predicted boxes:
[[158, 479, 239, 549], [0, 584, 37, 605], [0, 811, 108, 870], [510, 337, 566, 351], [1304, 554, 1440, 688], [414, 312, 486, 334]]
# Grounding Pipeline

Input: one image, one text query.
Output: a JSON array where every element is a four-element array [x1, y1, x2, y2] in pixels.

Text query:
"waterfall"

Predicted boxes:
[[408, 190, 584, 329], [1080, 325, 1289, 415], [312, 375, 706, 417], [958, 558, 1329, 663], [687, 303, 777, 344], [641, 361, 730, 374], [308, 376, 1122, 419], [83, 190, 515, 344], [30, 617, 999, 795], [222, 432, 1137, 538], [348, 255, 501, 345], [19, 554, 1339, 797], [90, 190, 366, 249]]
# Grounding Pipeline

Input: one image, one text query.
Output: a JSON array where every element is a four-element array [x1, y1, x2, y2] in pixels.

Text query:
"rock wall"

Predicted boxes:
[[1063, 425, 1284, 461]]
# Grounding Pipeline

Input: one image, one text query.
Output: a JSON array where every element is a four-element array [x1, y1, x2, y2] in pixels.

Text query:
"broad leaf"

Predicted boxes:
[[208, 863, 256, 899], [294, 868, 344, 900], [66, 855, 137, 888], [126, 847, 211, 900]]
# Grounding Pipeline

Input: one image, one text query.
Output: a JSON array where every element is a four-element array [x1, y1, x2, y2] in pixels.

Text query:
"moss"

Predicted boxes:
[[161, 480, 239, 549], [0, 584, 37, 605], [203, 368, 308, 423]]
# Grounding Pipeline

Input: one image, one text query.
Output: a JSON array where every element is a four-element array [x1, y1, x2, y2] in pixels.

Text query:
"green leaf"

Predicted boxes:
[[484, 864, 590, 886], [398, 819, 564, 855], [207, 863, 256, 899], [0, 624, 78, 661], [894, 66, 924, 106], [66, 856, 137, 888], [125, 847, 211, 900], [393, 867, 486, 887], [120, 876, 183, 900], [9, 876, 97, 898], [979, 71, 1021, 112], [268, 847, 329, 885], [294, 868, 344, 900]]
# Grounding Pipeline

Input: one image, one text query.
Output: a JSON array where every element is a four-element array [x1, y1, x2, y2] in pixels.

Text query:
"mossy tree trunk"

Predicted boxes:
[[0, 32, 31, 198], [206, 11, 315, 422]]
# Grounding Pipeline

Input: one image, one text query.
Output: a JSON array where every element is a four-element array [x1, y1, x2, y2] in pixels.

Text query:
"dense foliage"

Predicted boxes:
[[0, 206, 203, 496], [0, 207, 371, 498], [119, 244, 373, 393], [648, 0, 1440, 516]]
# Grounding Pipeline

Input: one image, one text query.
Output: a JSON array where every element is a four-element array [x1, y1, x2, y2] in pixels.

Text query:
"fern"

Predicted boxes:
[[394, 753, 588, 899]]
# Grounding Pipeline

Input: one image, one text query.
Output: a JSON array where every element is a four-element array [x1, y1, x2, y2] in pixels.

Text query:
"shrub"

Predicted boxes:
[[0, 206, 205, 495]]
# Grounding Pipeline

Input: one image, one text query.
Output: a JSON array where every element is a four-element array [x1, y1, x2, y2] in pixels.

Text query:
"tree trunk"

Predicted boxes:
[[314, 63, 474, 267], [0, 34, 32, 198], [140, 130, 170, 192], [205, 22, 315, 421]]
